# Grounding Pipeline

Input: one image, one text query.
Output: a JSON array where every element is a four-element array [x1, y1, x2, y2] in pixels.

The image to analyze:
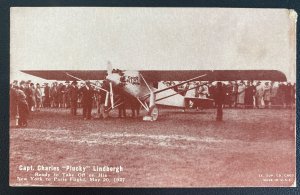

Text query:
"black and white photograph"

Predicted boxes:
[[9, 7, 296, 187]]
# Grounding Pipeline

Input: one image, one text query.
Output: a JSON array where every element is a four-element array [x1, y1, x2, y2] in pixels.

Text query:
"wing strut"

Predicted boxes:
[[140, 73, 155, 108], [136, 97, 149, 112], [140, 73, 152, 93], [139, 74, 207, 100]]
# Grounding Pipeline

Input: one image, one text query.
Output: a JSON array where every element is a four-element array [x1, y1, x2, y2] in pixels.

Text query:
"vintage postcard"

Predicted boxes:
[[9, 7, 296, 187]]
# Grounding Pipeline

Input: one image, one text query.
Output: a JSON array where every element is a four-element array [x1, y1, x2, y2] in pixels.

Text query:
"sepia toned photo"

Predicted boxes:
[[9, 7, 296, 187]]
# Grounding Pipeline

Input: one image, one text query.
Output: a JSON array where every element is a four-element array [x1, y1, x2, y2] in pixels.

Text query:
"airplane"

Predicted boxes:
[[22, 65, 287, 121]]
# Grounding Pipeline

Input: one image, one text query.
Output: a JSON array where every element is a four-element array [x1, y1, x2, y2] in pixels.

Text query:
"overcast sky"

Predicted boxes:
[[10, 7, 296, 82]]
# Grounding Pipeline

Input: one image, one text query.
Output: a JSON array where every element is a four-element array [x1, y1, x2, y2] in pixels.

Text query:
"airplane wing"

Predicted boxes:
[[21, 70, 287, 81], [140, 70, 287, 82], [21, 70, 108, 81]]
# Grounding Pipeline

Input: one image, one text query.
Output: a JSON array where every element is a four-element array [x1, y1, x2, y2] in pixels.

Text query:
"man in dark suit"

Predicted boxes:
[[214, 82, 226, 121], [80, 80, 94, 120], [17, 81, 29, 127], [69, 80, 78, 115], [114, 85, 126, 118], [285, 82, 293, 108], [44, 83, 50, 107], [244, 81, 256, 109], [10, 81, 18, 121], [24, 81, 32, 112]]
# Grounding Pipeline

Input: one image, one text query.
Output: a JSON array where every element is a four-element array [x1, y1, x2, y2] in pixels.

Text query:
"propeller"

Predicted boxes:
[[104, 88, 110, 107], [104, 61, 114, 108]]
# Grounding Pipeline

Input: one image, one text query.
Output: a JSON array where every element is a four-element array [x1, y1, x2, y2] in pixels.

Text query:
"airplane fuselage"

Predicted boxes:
[[106, 70, 186, 108], [106, 70, 154, 98]]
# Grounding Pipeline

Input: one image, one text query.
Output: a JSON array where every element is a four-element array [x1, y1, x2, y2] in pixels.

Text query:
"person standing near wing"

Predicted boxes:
[[115, 84, 126, 118], [35, 83, 42, 111], [285, 82, 293, 108], [79, 80, 94, 120], [244, 81, 256, 109], [270, 81, 278, 107], [197, 81, 209, 110], [232, 81, 238, 108], [10, 81, 18, 122], [94, 81, 102, 117], [44, 83, 50, 108], [237, 81, 246, 108], [24, 81, 32, 112], [263, 82, 271, 108], [198, 82, 209, 99], [255, 81, 264, 108], [69, 80, 78, 116], [185, 82, 196, 109], [29, 83, 36, 111], [214, 82, 226, 121], [17, 81, 29, 127]]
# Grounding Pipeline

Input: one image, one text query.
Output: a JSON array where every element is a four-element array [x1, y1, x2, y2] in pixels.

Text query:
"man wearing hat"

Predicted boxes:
[[35, 83, 43, 111], [12, 80, 18, 87], [263, 81, 271, 108], [69, 80, 78, 115], [30, 83, 36, 111], [24, 81, 33, 112], [65, 81, 71, 108], [44, 83, 50, 107], [19, 80, 26, 91], [255, 81, 264, 108], [230, 81, 238, 108], [244, 81, 256, 109], [79, 80, 94, 120], [10, 81, 19, 123], [15, 85, 29, 127], [214, 82, 226, 121], [285, 82, 293, 108], [237, 80, 246, 108]]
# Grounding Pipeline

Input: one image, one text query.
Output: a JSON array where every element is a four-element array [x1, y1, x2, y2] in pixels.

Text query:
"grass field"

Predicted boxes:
[[9, 107, 295, 187]]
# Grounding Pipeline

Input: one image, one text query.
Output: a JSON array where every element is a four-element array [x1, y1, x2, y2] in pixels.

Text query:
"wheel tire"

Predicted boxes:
[[148, 105, 159, 121]]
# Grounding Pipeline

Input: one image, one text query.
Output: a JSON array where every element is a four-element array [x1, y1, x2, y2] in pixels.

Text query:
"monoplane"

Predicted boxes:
[[22, 64, 286, 121]]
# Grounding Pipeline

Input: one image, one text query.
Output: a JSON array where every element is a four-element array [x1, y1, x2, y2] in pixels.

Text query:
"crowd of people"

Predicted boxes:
[[9, 79, 140, 127], [164, 80, 296, 121], [168, 80, 296, 109], [10, 79, 296, 127]]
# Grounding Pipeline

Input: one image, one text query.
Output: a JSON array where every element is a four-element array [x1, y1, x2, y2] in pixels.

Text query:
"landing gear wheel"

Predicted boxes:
[[149, 105, 159, 121]]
